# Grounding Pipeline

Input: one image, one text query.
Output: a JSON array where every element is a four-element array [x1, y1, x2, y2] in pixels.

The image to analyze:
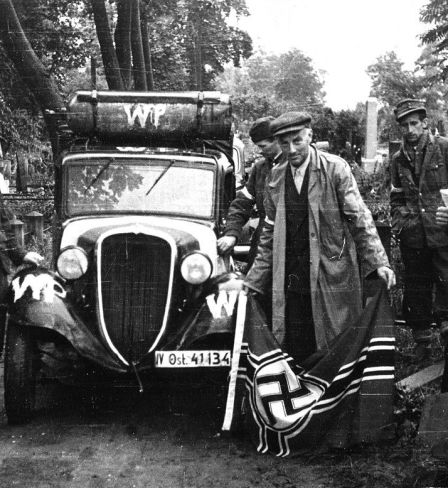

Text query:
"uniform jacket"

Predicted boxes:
[[390, 133, 448, 248], [224, 153, 284, 251], [245, 145, 389, 351]]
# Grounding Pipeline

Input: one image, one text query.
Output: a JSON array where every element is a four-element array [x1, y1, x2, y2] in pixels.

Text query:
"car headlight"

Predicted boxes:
[[57, 246, 88, 280], [180, 252, 212, 285]]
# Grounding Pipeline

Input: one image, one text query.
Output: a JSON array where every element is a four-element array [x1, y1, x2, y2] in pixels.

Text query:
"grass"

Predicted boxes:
[[325, 322, 448, 488]]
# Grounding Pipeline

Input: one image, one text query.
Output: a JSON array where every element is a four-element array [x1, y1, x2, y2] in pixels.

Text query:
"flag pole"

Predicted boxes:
[[222, 290, 247, 431]]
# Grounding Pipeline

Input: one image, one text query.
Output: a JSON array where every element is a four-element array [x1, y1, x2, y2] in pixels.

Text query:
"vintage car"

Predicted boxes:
[[4, 91, 244, 424]]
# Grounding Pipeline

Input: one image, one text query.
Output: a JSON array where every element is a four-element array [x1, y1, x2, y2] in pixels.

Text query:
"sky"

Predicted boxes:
[[235, 0, 428, 109]]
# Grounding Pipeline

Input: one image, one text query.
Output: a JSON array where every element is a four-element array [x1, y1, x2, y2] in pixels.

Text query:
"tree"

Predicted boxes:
[[367, 52, 423, 108], [0, 0, 97, 154], [367, 49, 448, 141], [273, 49, 325, 108], [144, 0, 252, 90], [214, 49, 325, 123], [0, 0, 253, 152], [420, 0, 448, 80]]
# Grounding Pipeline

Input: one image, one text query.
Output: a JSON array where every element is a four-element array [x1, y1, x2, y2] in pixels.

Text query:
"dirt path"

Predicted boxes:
[[0, 362, 331, 488]]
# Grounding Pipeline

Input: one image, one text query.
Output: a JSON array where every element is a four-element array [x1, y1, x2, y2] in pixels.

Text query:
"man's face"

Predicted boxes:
[[399, 113, 427, 144], [256, 138, 279, 159], [278, 128, 312, 166]]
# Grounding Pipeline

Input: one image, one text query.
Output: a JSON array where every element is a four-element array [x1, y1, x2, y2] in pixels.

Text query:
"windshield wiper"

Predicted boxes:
[[145, 160, 176, 196], [84, 158, 114, 194]]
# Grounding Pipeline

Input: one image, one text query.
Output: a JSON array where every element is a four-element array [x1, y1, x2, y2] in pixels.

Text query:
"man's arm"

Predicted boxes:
[[217, 188, 255, 253], [217, 165, 260, 254]]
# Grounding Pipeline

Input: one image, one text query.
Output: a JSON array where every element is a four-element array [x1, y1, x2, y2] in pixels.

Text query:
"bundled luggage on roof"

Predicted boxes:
[[66, 90, 232, 147]]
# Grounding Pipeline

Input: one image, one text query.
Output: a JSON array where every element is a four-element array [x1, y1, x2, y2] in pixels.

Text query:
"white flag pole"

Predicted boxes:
[[222, 290, 247, 431]]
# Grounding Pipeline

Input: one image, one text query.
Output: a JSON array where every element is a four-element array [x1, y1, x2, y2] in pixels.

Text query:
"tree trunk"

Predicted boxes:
[[91, 0, 124, 90], [130, 0, 147, 91], [115, 0, 132, 90], [0, 0, 64, 149], [0, 0, 63, 112], [141, 12, 154, 90], [196, 21, 203, 90]]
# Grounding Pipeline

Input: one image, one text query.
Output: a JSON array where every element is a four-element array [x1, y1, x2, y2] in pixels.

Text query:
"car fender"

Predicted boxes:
[[161, 272, 244, 350], [8, 268, 126, 372]]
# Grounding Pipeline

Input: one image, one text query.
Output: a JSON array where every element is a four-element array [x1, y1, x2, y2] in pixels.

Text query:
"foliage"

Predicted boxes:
[[145, 0, 252, 90], [216, 51, 367, 153], [367, 49, 448, 142], [332, 106, 366, 155], [17, 0, 95, 85], [0, 0, 253, 164], [367, 52, 422, 108], [0, 0, 96, 156], [420, 0, 448, 81], [214, 49, 325, 122], [0, 0, 95, 107]]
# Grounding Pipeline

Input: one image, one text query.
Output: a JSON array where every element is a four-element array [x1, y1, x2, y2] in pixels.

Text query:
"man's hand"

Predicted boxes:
[[436, 206, 448, 226], [217, 235, 237, 254], [23, 251, 44, 266], [377, 266, 396, 290]]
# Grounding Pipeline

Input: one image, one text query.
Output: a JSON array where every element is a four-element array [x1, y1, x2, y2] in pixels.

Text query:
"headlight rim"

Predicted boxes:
[[180, 250, 213, 285], [56, 245, 89, 280]]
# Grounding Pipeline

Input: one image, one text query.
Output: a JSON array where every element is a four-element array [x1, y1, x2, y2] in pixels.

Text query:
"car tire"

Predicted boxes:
[[4, 321, 37, 425]]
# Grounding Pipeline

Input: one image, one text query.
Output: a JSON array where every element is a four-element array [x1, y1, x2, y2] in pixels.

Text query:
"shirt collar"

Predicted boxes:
[[290, 152, 310, 176]]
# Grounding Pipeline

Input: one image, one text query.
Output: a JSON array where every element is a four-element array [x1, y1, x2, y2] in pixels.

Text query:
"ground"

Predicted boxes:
[[0, 361, 331, 488], [0, 326, 448, 488]]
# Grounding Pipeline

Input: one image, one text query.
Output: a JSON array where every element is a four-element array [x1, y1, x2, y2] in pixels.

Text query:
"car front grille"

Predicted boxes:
[[99, 233, 171, 364]]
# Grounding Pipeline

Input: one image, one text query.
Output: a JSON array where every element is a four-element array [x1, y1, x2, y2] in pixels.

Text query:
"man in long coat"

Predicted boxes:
[[244, 112, 395, 363]]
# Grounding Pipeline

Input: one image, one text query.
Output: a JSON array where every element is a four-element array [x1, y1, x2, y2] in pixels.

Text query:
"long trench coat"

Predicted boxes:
[[245, 145, 390, 352]]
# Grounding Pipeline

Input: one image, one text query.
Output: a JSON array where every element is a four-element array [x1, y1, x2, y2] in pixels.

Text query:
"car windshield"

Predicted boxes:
[[65, 157, 215, 218]]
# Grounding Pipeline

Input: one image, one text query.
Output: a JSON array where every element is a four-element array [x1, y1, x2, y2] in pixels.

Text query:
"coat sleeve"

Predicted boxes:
[[243, 186, 275, 294], [222, 166, 258, 241], [335, 161, 390, 276]]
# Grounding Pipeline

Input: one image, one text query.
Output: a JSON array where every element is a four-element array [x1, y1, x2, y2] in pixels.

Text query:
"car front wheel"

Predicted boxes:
[[4, 321, 37, 424]]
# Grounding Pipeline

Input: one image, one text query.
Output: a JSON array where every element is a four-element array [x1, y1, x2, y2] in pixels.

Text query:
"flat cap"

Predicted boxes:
[[249, 116, 274, 143], [271, 111, 312, 137], [394, 99, 426, 121]]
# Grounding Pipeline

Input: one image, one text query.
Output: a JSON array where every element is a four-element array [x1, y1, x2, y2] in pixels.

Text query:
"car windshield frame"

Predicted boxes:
[[62, 153, 218, 220]]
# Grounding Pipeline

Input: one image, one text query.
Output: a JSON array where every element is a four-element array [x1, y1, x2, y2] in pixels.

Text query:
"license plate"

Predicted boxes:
[[154, 350, 231, 368]]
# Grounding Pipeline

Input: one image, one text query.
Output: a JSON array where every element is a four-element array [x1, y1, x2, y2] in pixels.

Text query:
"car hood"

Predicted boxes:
[[60, 216, 219, 272]]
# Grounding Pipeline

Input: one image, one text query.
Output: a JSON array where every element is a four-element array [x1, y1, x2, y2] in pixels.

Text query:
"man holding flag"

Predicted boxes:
[[222, 112, 396, 454], [244, 111, 395, 363]]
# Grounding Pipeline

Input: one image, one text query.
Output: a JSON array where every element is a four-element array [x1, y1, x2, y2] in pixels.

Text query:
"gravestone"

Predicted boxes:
[[363, 97, 378, 173]]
